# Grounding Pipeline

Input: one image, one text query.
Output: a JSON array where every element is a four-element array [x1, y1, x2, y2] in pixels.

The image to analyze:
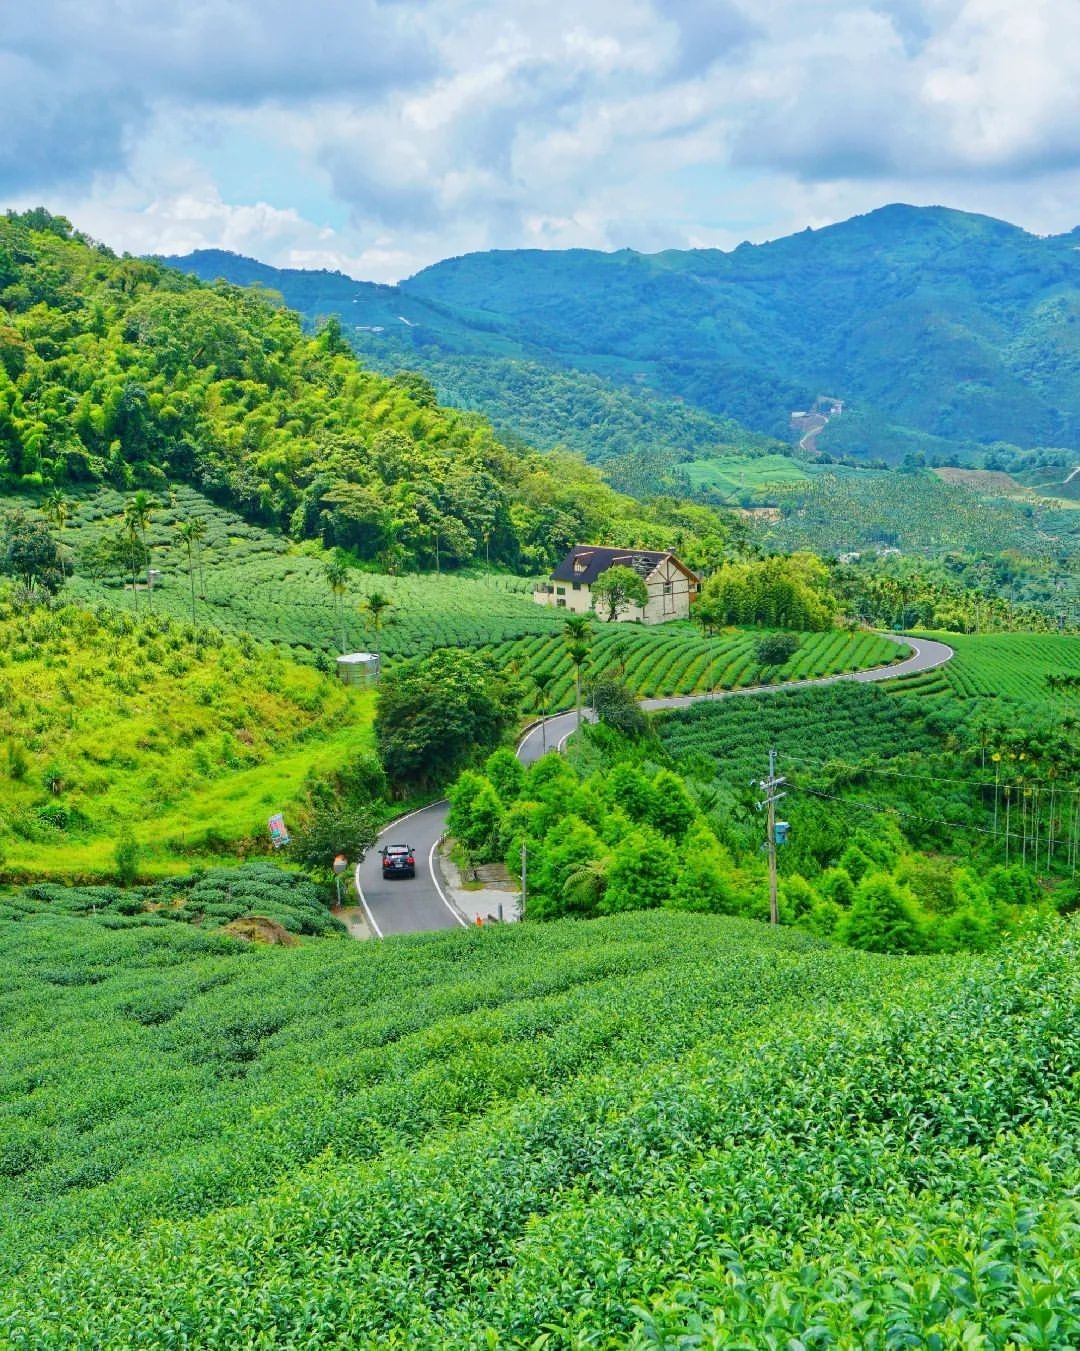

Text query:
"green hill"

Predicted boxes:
[[0, 210, 736, 572], [401, 205, 1080, 457], [0, 906, 1075, 1345], [162, 248, 784, 482], [0, 588, 378, 880], [167, 205, 1079, 491]]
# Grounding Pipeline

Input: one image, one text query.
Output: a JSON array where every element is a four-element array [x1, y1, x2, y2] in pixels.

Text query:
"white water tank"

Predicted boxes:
[[336, 652, 381, 686]]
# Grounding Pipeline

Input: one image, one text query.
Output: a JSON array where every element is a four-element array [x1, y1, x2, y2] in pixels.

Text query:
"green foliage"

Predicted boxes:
[[0, 215, 745, 575], [590, 563, 649, 621], [0, 509, 64, 592], [760, 466, 1079, 577], [841, 872, 925, 953], [755, 631, 801, 665], [7, 862, 339, 936], [289, 804, 381, 875], [592, 672, 647, 737], [698, 553, 836, 630], [0, 588, 377, 880], [600, 827, 678, 914], [447, 771, 504, 860], [0, 906, 1075, 1345], [113, 832, 140, 886], [375, 649, 521, 791]]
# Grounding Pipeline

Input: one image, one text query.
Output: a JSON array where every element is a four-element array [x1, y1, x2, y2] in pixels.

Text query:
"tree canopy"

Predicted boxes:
[[375, 649, 522, 791]]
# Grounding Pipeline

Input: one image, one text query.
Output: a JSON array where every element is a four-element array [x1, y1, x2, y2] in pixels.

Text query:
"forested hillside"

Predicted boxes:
[[169, 205, 1079, 485], [164, 247, 783, 484], [403, 205, 1079, 456], [0, 210, 738, 573]]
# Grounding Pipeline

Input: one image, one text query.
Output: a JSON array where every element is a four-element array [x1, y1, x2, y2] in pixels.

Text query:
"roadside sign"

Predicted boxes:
[[268, 813, 289, 848]]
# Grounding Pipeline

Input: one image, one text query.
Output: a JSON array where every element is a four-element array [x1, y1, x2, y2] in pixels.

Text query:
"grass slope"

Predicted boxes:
[[0, 597, 375, 879], [0, 908, 1075, 1346]]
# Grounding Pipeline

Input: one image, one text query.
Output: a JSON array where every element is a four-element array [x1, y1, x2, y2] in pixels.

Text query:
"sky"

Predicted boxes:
[[3, 0, 1078, 282]]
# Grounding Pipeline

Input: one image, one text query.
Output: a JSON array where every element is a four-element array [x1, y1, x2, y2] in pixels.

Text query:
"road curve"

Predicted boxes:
[[355, 633, 953, 936]]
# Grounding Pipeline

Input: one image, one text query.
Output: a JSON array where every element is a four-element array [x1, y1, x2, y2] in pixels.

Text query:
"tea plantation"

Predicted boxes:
[[0, 908, 1075, 1347], [1, 484, 566, 661]]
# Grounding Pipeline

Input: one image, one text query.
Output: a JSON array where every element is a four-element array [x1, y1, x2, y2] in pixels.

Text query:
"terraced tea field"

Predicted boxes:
[[0, 908, 1074, 1346], [888, 631, 1080, 711], [4, 486, 565, 661], [484, 624, 903, 710]]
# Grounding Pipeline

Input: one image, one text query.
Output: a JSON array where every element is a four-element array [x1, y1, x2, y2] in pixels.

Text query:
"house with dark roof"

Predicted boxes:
[[534, 545, 699, 624]]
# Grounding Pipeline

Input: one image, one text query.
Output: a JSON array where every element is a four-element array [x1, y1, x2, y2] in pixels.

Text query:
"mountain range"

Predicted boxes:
[[165, 205, 1079, 474]]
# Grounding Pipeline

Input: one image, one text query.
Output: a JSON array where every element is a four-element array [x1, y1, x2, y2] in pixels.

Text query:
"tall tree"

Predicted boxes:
[[41, 489, 69, 578], [375, 649, 521, 792], [0, 509, 64, 592], [361, 590, 392, 659], [123, 492, 156, 612], [531, 669, 557, 751], [325, 560, 349, 653], [563, 614, 593, 733], [176, 519, 202, 628]]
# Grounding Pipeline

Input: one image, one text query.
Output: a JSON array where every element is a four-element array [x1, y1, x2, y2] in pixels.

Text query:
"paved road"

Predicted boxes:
[[355, 633, 953, 937], [355, 799, 465, 938]]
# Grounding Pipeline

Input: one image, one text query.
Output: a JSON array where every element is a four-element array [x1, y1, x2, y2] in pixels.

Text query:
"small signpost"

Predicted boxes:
[[332, 854, 348, 906], [268, 813, 289, 849]]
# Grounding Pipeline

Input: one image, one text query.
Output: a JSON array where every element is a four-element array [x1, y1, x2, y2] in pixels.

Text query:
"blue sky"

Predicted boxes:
[[3, 0, 1078, 281]]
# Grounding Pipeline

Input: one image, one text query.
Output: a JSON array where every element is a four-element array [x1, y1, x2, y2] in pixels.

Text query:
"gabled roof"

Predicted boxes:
[[550, 544, 696, 586]]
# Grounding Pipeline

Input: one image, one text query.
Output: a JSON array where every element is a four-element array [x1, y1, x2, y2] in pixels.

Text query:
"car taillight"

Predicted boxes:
[[406, 856, 415, 866]]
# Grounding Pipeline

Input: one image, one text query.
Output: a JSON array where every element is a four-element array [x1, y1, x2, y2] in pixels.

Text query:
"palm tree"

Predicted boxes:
[[361, 591, 392, 660], [123, 492, 156, 612], [563, 857, 608, 913], [176, 520, 202, 628], [185, 516, 208, 598], [531, 669, 557, 751], [563, 614, 592, 732], [325, 560, 349, 653], [41, 489, 70, 578], [567, 641, 590, 733]]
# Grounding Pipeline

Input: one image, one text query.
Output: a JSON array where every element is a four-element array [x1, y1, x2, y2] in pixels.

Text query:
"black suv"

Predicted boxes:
[[381, 845, 416, 879]]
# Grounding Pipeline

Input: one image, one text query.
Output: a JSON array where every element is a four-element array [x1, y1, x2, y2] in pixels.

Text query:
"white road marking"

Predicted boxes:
[[353, 861, 383, 940], [428, 837, 468, 927]]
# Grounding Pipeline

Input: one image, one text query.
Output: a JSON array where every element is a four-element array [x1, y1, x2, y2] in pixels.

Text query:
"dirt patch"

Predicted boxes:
[[735, 506, 782, 523], [222, 915, 298, 946], [932, 468, 1026, 495]]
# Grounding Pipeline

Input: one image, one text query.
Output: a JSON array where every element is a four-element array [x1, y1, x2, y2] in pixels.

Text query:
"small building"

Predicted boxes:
[[534, 545, 699, 625], [336, 652, 381, 686]]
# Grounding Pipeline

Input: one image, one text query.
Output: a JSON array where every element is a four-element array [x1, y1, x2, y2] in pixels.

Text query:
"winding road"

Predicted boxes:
[[355, 633, 954, 938]]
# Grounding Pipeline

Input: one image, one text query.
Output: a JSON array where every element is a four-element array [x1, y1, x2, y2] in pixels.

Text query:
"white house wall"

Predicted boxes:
[[534, 558, 695, 624]]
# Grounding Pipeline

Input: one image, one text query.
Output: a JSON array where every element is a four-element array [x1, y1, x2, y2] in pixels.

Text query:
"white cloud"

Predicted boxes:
[[3, 0, 1077, 279]]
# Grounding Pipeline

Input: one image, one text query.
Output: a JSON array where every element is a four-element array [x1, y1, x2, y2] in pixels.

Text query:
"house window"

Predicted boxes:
[[572, 582, 580, 591], [556, 586, 566, 596], [663, 581, 673, 595], [556, 598, 566, 608]]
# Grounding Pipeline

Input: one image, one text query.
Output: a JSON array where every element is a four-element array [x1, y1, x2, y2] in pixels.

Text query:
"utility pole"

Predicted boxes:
[[757, 749, 786, 925], [520, 841, 527, 920]]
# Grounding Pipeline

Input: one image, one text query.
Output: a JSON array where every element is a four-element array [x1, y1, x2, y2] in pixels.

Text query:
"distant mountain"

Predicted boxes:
[[165, 205, 1080, 467], [163, 250, 782, 483]]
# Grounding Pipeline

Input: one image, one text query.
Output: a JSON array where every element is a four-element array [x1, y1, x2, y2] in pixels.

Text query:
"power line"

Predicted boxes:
[[788, 779, 1073, 846], [779, 749, 1078, 792]]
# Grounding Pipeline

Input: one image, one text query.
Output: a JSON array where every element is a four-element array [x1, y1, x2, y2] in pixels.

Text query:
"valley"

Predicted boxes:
[[1, 206, 1077, 1349]]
